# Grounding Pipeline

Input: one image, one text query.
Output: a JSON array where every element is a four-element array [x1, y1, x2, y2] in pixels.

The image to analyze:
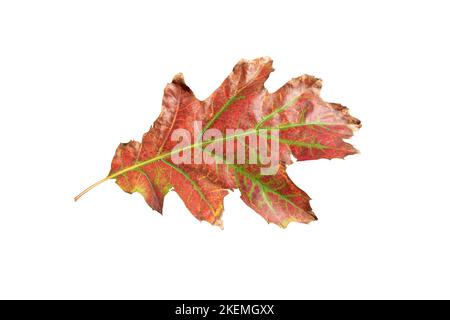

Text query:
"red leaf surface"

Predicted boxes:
[[76, 57, 361, 228]]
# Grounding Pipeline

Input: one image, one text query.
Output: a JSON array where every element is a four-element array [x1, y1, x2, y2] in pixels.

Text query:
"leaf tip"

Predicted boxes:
[[278, 211, 318, 228], [171, 73, 193, 94], [213, 219, 224, 230]]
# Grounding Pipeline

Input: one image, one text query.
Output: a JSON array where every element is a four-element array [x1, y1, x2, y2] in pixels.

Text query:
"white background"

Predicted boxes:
[[1, 0, 449, 299]]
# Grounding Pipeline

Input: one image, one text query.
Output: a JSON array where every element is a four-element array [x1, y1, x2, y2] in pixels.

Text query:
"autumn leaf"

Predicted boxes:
[[75, 57, 361, 228]]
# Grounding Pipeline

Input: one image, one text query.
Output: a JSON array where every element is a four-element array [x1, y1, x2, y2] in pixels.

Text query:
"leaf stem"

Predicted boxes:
[[74, 177, 110, 201]]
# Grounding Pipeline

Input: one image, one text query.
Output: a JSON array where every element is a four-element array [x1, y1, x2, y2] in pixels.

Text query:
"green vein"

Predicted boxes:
[[161, 159, 216, 214], [230, 164, 305, 212], [201, 148, 306, 213], [198, 95, 245, 142], [270, 136, 329, 150], [255, 96, 300, 129]]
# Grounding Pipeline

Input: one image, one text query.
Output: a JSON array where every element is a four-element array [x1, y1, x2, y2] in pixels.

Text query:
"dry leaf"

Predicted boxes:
[[75, 57, 361, 228]]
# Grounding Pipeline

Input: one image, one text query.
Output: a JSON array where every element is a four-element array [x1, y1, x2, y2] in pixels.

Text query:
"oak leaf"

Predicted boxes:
[[75, 57, 361, 228]]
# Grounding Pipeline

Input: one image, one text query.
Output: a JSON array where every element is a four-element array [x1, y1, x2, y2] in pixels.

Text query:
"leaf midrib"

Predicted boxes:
[[105, 120, 334, 180], [74, 93, 346, 201]]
